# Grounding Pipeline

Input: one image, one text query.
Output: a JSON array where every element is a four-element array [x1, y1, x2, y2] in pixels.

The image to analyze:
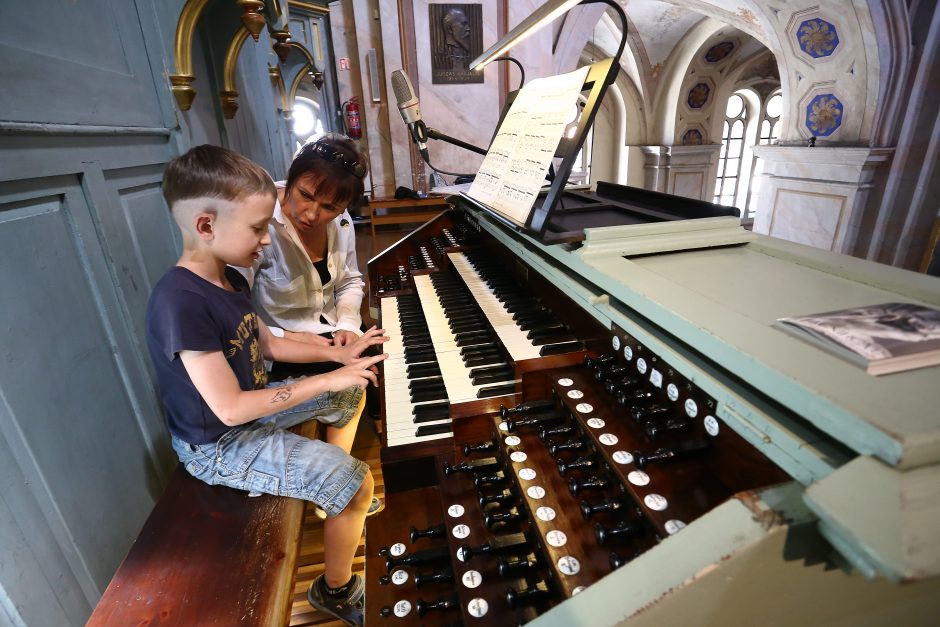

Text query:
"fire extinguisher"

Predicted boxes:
[[342, 98, 362, 139]]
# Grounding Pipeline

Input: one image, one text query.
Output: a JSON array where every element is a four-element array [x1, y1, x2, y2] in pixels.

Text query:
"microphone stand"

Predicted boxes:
[[425, 127, 487, 156]]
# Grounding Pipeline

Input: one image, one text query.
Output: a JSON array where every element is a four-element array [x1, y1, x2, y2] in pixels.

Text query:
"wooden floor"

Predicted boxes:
[[288, 221, 416, 626]]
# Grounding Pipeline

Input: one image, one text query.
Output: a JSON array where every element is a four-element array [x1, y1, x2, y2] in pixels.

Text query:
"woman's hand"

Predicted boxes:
[[284, 330, 333, 346], [334, 326, 389, 365], [332, 329, 360, 346], [322, 353, 387, 391]]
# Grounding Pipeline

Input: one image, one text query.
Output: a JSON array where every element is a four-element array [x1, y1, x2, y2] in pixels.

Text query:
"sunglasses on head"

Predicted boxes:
[[307, 141, 367, 178]]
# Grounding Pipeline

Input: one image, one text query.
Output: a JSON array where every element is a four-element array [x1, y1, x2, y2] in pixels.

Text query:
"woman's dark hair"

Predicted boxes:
[[285, 134, 368, 210]]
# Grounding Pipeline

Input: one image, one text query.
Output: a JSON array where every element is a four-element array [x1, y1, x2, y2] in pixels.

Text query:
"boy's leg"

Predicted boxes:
[[322, 469, 374, 587]]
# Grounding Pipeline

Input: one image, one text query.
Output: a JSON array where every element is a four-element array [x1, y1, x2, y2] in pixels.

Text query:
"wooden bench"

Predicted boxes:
[[366, 195, 451, 237], [87, 420, 319, 626]]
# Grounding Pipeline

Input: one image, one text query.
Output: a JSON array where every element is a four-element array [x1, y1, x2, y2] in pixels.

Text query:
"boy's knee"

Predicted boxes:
[[348, 469, 373, 509]]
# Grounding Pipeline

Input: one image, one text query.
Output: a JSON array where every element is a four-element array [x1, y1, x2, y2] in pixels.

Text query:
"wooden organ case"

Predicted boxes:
[[365, 197, 940, 626]]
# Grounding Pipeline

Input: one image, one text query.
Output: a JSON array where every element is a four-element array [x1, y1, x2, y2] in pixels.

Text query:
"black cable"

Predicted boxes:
[[488, 56, 526, 91]]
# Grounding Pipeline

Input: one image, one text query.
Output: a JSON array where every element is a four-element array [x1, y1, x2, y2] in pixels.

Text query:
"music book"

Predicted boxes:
[[775, 302, 940, 375], [467, 65, 591, 226]]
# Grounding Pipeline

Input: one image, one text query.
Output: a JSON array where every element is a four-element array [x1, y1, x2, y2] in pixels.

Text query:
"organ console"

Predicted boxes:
[[365, 187, 940, 625]]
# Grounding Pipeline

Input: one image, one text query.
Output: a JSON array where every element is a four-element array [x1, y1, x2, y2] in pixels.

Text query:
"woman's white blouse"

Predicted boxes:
[[242, 190, 365, 337]]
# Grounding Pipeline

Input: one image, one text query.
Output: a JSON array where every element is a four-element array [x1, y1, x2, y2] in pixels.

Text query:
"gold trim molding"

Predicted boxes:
[[288, 1, 330, 15], [221, 26, 252, 118], [170, 0, 213, 110], [269, 66, 292, 120]]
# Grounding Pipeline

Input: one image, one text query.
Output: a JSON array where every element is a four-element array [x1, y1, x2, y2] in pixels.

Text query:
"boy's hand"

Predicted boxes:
[[334, 326, 389, 365], [323, 353, 388, 391], [284, 330, 333, 346]]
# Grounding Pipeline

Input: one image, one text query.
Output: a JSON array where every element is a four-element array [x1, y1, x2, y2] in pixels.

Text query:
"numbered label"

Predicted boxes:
[[504, 435, 521, 446], [598, 433, 619, 446], [462, 570, 483, 589], [567, 389, 584, 399], [667, 383, 679, 401], [447, 504, 465, 518], [575, 403, 594, 413], [627, 470, 650, 486], [389, 542, 406, 556], [452, 524, 470, 539], [527, 485, 547, 499], [665, 519, 687, 535], [467, 598, 489, 618], [391, 569, 409, 585], [644, 493, 669, 511], [545, 530, 568, 547], [623, 346, 634, 361], [456, 546, 468, 562], [498, 421, 508, 432], [586, 417, 606, 429], [536, 506, 556, 522], [518, 467, 537, 480], [557, 555, 581, 575], [612, 450, 635, 465], [636, 358, 648, 374], [611, 336, 621, 350], [650, 369, 663, 388], [704, 415, 720, 436], [510, 451, 527, 462], [557, 377, 574, 387], [393, 600, 412, 617], [685, 399, 699, 418]]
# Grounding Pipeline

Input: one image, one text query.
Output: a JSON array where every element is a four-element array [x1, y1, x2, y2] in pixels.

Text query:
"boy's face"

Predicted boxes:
[[284, 175, 347, 233], [210, 193, 274, 267]]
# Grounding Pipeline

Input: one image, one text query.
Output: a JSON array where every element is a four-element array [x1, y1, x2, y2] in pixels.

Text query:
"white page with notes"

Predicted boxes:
[[467, 65, 590, 225]]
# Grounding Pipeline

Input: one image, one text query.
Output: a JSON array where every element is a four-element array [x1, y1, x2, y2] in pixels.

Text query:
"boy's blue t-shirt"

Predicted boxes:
[[146, 266, 268, 444]]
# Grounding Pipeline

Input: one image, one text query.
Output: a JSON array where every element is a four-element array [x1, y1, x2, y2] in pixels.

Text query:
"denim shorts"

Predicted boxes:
[[171, 380, 367, 517]]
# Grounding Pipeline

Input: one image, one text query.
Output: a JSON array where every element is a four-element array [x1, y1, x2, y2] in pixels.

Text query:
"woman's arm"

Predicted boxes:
[[332, 212, 365, 333], [259, 321, 387, 364]]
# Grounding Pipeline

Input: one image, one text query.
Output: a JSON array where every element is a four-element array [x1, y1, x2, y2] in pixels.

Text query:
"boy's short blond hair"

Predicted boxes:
[[162, 144, 275, 210]]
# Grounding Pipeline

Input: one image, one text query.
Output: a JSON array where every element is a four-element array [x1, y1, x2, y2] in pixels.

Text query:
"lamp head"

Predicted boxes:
[[470, 0, 582, 71]]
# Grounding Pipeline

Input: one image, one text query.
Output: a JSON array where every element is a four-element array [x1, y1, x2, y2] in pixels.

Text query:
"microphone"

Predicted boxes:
[[391, 69, 429, 159]]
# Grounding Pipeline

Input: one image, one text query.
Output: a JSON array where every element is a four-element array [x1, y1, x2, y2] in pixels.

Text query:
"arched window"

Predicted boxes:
[[744, 90, 782, 221], [292, 96, 325, 152], [713, 93, 747, 207]]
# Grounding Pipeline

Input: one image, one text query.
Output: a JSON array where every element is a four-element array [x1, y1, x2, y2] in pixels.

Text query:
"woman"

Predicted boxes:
[[246, 135, 371, 376], [245, 135, 382, 520]]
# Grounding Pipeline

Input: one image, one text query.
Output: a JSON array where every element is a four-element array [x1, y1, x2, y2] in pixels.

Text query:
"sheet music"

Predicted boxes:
[[468, 66, 591, 225]]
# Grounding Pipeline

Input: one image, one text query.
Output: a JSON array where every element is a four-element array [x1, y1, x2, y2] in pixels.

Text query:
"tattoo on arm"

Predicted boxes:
[[271, 386, 294, 404]]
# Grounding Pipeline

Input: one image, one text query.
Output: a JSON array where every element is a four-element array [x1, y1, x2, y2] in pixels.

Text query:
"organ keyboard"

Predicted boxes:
[[366, 190, 940, 625]]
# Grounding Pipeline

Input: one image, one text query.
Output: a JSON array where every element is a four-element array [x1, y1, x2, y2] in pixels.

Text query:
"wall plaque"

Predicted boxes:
[[430, 4, 483, 84]]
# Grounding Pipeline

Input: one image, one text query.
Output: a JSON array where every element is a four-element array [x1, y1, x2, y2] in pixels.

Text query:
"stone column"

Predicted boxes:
[[751, 145, 893, 253], [640, 145, 722, 201]]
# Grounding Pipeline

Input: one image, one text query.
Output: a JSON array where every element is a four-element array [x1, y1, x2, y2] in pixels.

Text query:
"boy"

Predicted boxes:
[[146, 145, 386, 626]]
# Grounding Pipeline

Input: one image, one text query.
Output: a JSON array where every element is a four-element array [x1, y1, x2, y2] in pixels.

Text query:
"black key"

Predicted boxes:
[[532, 334, 576, 347], [477, 382, 517, 398], [539, 341, 582, 356], [411, 388, 447, 403], [416, 423, 453, 437], [414, 402, 449, 422], [407, 363, 441, 378], [409, 376, 443, 390]]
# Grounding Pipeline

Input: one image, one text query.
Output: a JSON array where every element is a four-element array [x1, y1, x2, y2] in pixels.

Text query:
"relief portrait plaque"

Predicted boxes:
[[430, 4, 483, 84]]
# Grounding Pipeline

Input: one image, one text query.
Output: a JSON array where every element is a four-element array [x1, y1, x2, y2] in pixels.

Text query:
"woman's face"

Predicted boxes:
[[284, 175, 346, 233]]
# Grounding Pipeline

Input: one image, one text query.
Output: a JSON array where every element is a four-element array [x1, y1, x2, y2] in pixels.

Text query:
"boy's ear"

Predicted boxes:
[[194, 213, 215, 240]]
